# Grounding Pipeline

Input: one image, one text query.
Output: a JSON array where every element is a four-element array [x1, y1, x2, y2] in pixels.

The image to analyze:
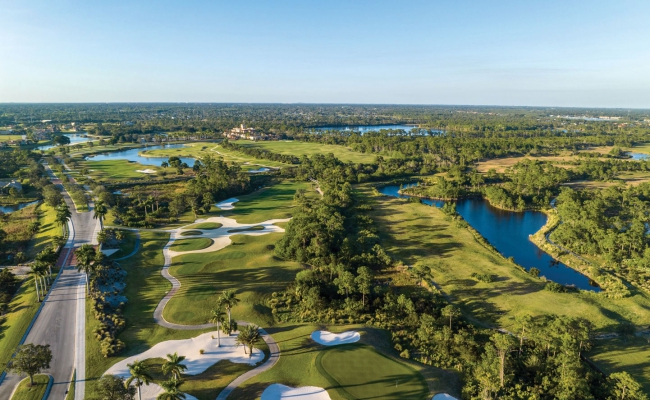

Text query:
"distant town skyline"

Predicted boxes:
[[2, 0, 649, 108]]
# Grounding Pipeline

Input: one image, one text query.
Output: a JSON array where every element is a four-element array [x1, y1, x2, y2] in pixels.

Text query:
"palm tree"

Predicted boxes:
[[209, 302, 226, 347], [220, 290, 240, 335], [125, 359, 153, 400], [94, 200, 108, 229], [162, 353, 187, 382], [55, 201, 72, 231], [236, 324, 261, 358], [28, 265, 42, 302], [157, 380, 186, 400], [75, 244, 96, 291]]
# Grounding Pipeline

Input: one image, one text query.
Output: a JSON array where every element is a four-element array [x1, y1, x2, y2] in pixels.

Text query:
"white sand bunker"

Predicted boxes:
[[432, 394, 458, 400], [311, 330, 360, 346], [136, 169, 157, 174], [261, 384, 331, 400], [216, 197, 239, 210], [166, 216, 289, 259], [105, 331, 263, 400], [248, 167, 270, 173]]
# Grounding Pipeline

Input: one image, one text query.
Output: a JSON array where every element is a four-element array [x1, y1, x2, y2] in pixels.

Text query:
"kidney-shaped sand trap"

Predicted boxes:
[[432, 394, 459, 400], [216, 197, 239, 210], [261, 384, 331, 400], [311, 330, 360, 346]]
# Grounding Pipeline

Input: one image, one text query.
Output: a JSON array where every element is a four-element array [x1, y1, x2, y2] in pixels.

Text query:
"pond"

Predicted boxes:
[[85, 144, 196, 167], [35, 133, 93, 151], [0, 200, 39, 214], [312, 124, 444, 135], [628, 152, 649, 161], [379, 185, 600, 291]]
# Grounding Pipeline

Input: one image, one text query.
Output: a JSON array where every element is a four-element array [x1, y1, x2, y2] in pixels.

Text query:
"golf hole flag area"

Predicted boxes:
[[311, 330, 360, 346]]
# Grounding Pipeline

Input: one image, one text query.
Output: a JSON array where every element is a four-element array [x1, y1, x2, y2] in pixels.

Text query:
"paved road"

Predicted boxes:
[[0, 165, 98, 400]]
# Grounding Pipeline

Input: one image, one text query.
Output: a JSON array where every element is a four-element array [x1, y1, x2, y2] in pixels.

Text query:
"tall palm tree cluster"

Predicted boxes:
[[125, 353, 188, 400], [29, 247, 58, 302], [209, 290, 262, 358]]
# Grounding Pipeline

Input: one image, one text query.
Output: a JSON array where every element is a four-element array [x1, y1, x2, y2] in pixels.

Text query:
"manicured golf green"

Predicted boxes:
[[170, 237, 213, 252], [81, 159, 162, 180], [227, 225, 264, 233], [318, 344, 428, 400], [180, 230, 203, 236], [185, 222, 222, 230], [226, 180, 316, 223], [11, 374, 50, 400], [588, 336, 650, 393]]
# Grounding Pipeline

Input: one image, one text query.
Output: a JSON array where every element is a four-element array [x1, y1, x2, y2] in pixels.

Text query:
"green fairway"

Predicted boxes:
[[365, 186, 650, 331], [0, 278, 40, 374], [227, 225, 264, 233], [11, 374, 50, 400], [233, 140, 379, 164], [588, 336, 650, 393], [318, 344, 429, 400], [106, 230, 138, 259], [185, 222, 222, 230], [180, 230, 203, 236], [170, 237, 213, 252], [81, 159, 162, 180], [223, 180, 315, 224], [229, 324, 459, 399], [165, 233, 301, 326]]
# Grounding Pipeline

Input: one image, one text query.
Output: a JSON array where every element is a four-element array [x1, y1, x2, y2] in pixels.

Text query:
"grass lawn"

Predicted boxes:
[[233, 140, 379, 164], [169, 237, 213, 252], [588, 336, 650, 394], [364, 187, 650, 331], [11, 374, 50, 400], [230, 324, 459, 399], [227, 225, 264, 233], [185, 222, 222, 230], [180, 230, 203, 236], [85, 231, 213, 400], [81, 160, 162, 181], [0, 278, 40, 374], [0, 134, 27, 142], [26, 203, 60, 260], [164, 233, 301, 326], [318, 343, 428, 400]]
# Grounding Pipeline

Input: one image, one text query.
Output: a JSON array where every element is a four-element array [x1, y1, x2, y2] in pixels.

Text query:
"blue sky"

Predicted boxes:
[[1, 0, 649, 107]]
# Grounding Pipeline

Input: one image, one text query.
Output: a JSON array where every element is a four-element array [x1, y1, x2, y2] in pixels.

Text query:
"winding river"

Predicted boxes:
[[380, 185, 600, 291]]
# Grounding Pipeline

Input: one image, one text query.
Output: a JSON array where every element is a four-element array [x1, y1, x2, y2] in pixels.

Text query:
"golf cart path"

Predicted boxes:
[[149, 216, 283, 399]]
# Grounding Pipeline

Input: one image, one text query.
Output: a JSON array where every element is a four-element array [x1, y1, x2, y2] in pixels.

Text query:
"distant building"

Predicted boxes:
[[227, 123, 262, 140], [0, 180, 23, 194]]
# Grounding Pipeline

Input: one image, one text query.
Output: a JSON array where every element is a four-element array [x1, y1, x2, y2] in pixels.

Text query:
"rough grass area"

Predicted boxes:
[[26, 203, 59, 259], [230, 324, 459, 399], [227, 225, 264, 233], [588, 336, 650, 394], [85, 231, 213, 400], [12, 374, 49, 400], [364, 186, 650, 331], [0, 278, 39, 374], [185, 222, 222, 230], [180, 230, 203, 236], [233, 140, 379, 164], [165, 233, 301, 326], [170, 237, 213, 252], [318, 343, 429, 400], [0, 204, 40, 261]]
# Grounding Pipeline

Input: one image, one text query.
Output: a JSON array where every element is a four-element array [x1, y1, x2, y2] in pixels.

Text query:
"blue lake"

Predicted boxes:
[[380, 184, 600, 291], [35, 133, 93, 151], [312, 124, 446, 135], [628, 152, 649, 161], [0, 200, 39, 214], [85, 144, 196, 167]]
